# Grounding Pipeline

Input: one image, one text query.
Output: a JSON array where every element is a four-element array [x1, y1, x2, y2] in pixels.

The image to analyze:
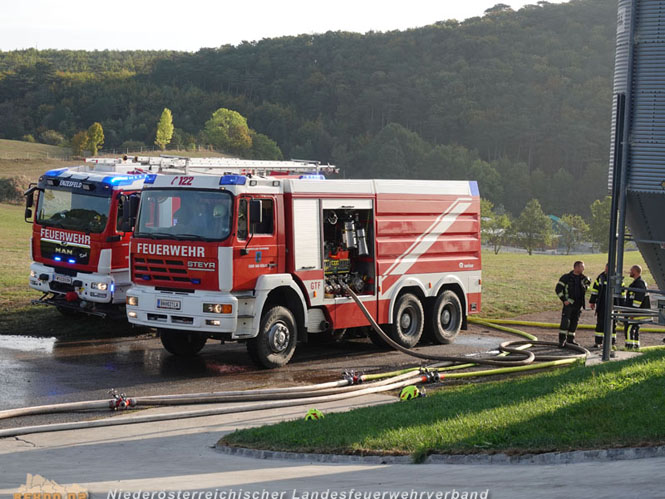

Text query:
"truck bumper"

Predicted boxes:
[[125, 287, 247, 336], [29, 262, 120, 304]]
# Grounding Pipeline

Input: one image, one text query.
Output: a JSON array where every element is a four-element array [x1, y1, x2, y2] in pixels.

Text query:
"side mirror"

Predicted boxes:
[[118, 193, 141, 233], [24, 184, 38, 223]]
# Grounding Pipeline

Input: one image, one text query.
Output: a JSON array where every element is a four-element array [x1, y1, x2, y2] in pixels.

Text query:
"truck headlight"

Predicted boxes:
[[126, 296, 139, 307], [30, 270, 37, 278], [203, 303, 232, 314], [91, 282, 108, 290]]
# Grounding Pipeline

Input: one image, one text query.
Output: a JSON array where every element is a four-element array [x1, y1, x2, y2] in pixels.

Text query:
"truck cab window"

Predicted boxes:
[[253, 199, 274, 235], [237, 199, 248, 240]]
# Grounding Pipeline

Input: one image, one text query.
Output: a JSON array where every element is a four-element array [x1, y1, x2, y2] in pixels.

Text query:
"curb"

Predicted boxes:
[[215, 444, 665, 465]]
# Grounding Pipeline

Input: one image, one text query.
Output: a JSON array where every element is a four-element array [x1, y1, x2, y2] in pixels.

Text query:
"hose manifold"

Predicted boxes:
[[342, 370, 363, 385], [108, 389, 135, 411], [419, 369, 441, 384]]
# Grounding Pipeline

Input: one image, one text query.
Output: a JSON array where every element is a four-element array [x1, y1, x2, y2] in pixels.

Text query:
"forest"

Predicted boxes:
[[0, 0, 616, 218]]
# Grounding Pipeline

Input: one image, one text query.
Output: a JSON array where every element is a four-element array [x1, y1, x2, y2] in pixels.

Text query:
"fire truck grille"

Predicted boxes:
[[133, 257, 194, 284]]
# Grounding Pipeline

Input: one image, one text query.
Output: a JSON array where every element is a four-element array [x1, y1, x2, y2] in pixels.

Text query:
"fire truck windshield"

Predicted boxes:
[[36, 188, 111, 233], [135, 189, 233, 241]]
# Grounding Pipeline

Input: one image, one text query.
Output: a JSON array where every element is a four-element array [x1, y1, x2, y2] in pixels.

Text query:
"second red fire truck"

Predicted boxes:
[[124, 158, 481, 368]]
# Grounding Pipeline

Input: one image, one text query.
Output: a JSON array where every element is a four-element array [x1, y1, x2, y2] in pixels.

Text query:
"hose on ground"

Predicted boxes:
[[0, 371, 418, 420], [341, 283, 588, 366], [0, 372, 433, 438]]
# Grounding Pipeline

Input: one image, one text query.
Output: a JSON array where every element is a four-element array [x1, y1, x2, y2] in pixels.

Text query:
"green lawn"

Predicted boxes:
[[221, 349, 665, 460]]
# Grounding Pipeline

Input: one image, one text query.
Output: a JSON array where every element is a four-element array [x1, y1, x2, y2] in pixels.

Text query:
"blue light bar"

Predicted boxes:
[[299, 174, 326, 180], [110, 283, 115, 294], [68, 258, 76, 264], [220, 175, 246, 185], [144, 174, 158, 184], [44, 168, 67, 177], [191, 278, 201, 284], [54, 256, 62, 262], [102, 174, 146, 186]]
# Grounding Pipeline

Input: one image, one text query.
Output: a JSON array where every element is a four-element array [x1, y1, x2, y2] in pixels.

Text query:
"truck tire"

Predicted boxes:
[[247, 306, 297, 369], [426, 290, 462, 344], [367, 327, 391, 349], [160, 329, 207, 356], [386, 293, 424, 348]]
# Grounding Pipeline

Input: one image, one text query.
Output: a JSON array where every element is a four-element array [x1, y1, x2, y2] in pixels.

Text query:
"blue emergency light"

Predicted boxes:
[[102, 174, 146, 186], [144, 174, 158, 184], [54, 256, 62, 262], [220, 175, 246, 185], [299, 174, 326, 180]]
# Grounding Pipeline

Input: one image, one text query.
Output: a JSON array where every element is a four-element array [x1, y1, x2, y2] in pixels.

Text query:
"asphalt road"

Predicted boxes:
[[0, 325, 515, 429]]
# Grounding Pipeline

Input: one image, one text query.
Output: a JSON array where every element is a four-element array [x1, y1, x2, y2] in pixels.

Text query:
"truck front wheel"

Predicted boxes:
[[247, 306, 297, 369], [160, 329, 207, 356]]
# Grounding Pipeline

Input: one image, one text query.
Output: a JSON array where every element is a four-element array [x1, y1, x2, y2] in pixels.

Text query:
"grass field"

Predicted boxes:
[[220, 349, 665, 460], [0, 138, 72, 160], [481, 251, 651, 318]]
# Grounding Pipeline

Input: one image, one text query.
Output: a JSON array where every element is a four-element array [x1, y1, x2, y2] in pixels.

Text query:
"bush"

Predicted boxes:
[[0, 175, 32, 204], [21, 134, 36, 143], [39, 130, 65, 146]]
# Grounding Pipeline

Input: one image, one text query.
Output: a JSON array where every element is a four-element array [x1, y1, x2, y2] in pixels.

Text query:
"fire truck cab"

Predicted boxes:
[[125, 159, 481, 368], [26, 158, 147, 317]]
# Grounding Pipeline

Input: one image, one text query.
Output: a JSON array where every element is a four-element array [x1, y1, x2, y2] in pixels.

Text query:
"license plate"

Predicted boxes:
[[157, 298, 181, 310], [53, 274, 72, 284]]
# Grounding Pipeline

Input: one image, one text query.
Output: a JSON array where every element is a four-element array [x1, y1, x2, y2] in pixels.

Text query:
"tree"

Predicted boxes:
[[203, 108, 252, 154], [559, 214, 590, 255], [514, 199, 552, 255], [590, 196, 612, 252], [480, 199, 512, 254], [248, 131, 283, 160], [71, 130, 88, 156], [86, 122, 104, 156], [154, 107, 174, 151]]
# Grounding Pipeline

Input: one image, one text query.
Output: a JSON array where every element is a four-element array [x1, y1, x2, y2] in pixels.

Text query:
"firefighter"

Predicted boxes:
[[589, 263, 618, 348], [555, 261, 591, 347], [624, 264, 650, 350]]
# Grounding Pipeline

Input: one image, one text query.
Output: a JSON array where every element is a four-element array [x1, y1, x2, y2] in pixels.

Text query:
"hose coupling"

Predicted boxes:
[[419, 369, 441, 384], [108, 389, 135, 411], [342, 370, 363, 385]]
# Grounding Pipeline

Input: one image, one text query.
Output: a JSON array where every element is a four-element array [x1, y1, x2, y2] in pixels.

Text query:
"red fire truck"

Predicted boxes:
[[26, 158, 147, 317], [124, 160, 481, 368]]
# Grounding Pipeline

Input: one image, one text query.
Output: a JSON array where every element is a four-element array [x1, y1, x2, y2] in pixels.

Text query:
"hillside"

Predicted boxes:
[[0, 0, 616, 217]]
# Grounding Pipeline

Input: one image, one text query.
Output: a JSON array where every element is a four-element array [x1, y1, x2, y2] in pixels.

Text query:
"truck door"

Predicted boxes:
[[234, 195, 279, 291]]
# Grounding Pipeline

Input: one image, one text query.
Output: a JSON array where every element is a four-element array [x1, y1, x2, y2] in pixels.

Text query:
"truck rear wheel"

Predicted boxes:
[[247, 306, 297, 369], [426, 290, 462, 344], [160, 329, 207, 356], [386, 293, 424, 348]]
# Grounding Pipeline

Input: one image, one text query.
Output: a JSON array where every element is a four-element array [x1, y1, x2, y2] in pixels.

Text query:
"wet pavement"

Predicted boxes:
[[0, 325, 516, 429]]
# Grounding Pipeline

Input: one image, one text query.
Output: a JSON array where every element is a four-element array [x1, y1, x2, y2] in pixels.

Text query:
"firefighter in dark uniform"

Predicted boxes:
[[555, 261, 590, 347], [624, 264, 650, 350], [589, 263, 622, 348]]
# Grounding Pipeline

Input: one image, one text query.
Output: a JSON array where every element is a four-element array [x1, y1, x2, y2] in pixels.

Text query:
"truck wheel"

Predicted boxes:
[[160, 329, 207, 356], [247, 306, 297, 369], [426, 290, 462, 344], [386, 293, 424, 348]]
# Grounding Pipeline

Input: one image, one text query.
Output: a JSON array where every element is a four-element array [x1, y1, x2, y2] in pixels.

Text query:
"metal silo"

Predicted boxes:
[[606, 0, 665, 358]]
